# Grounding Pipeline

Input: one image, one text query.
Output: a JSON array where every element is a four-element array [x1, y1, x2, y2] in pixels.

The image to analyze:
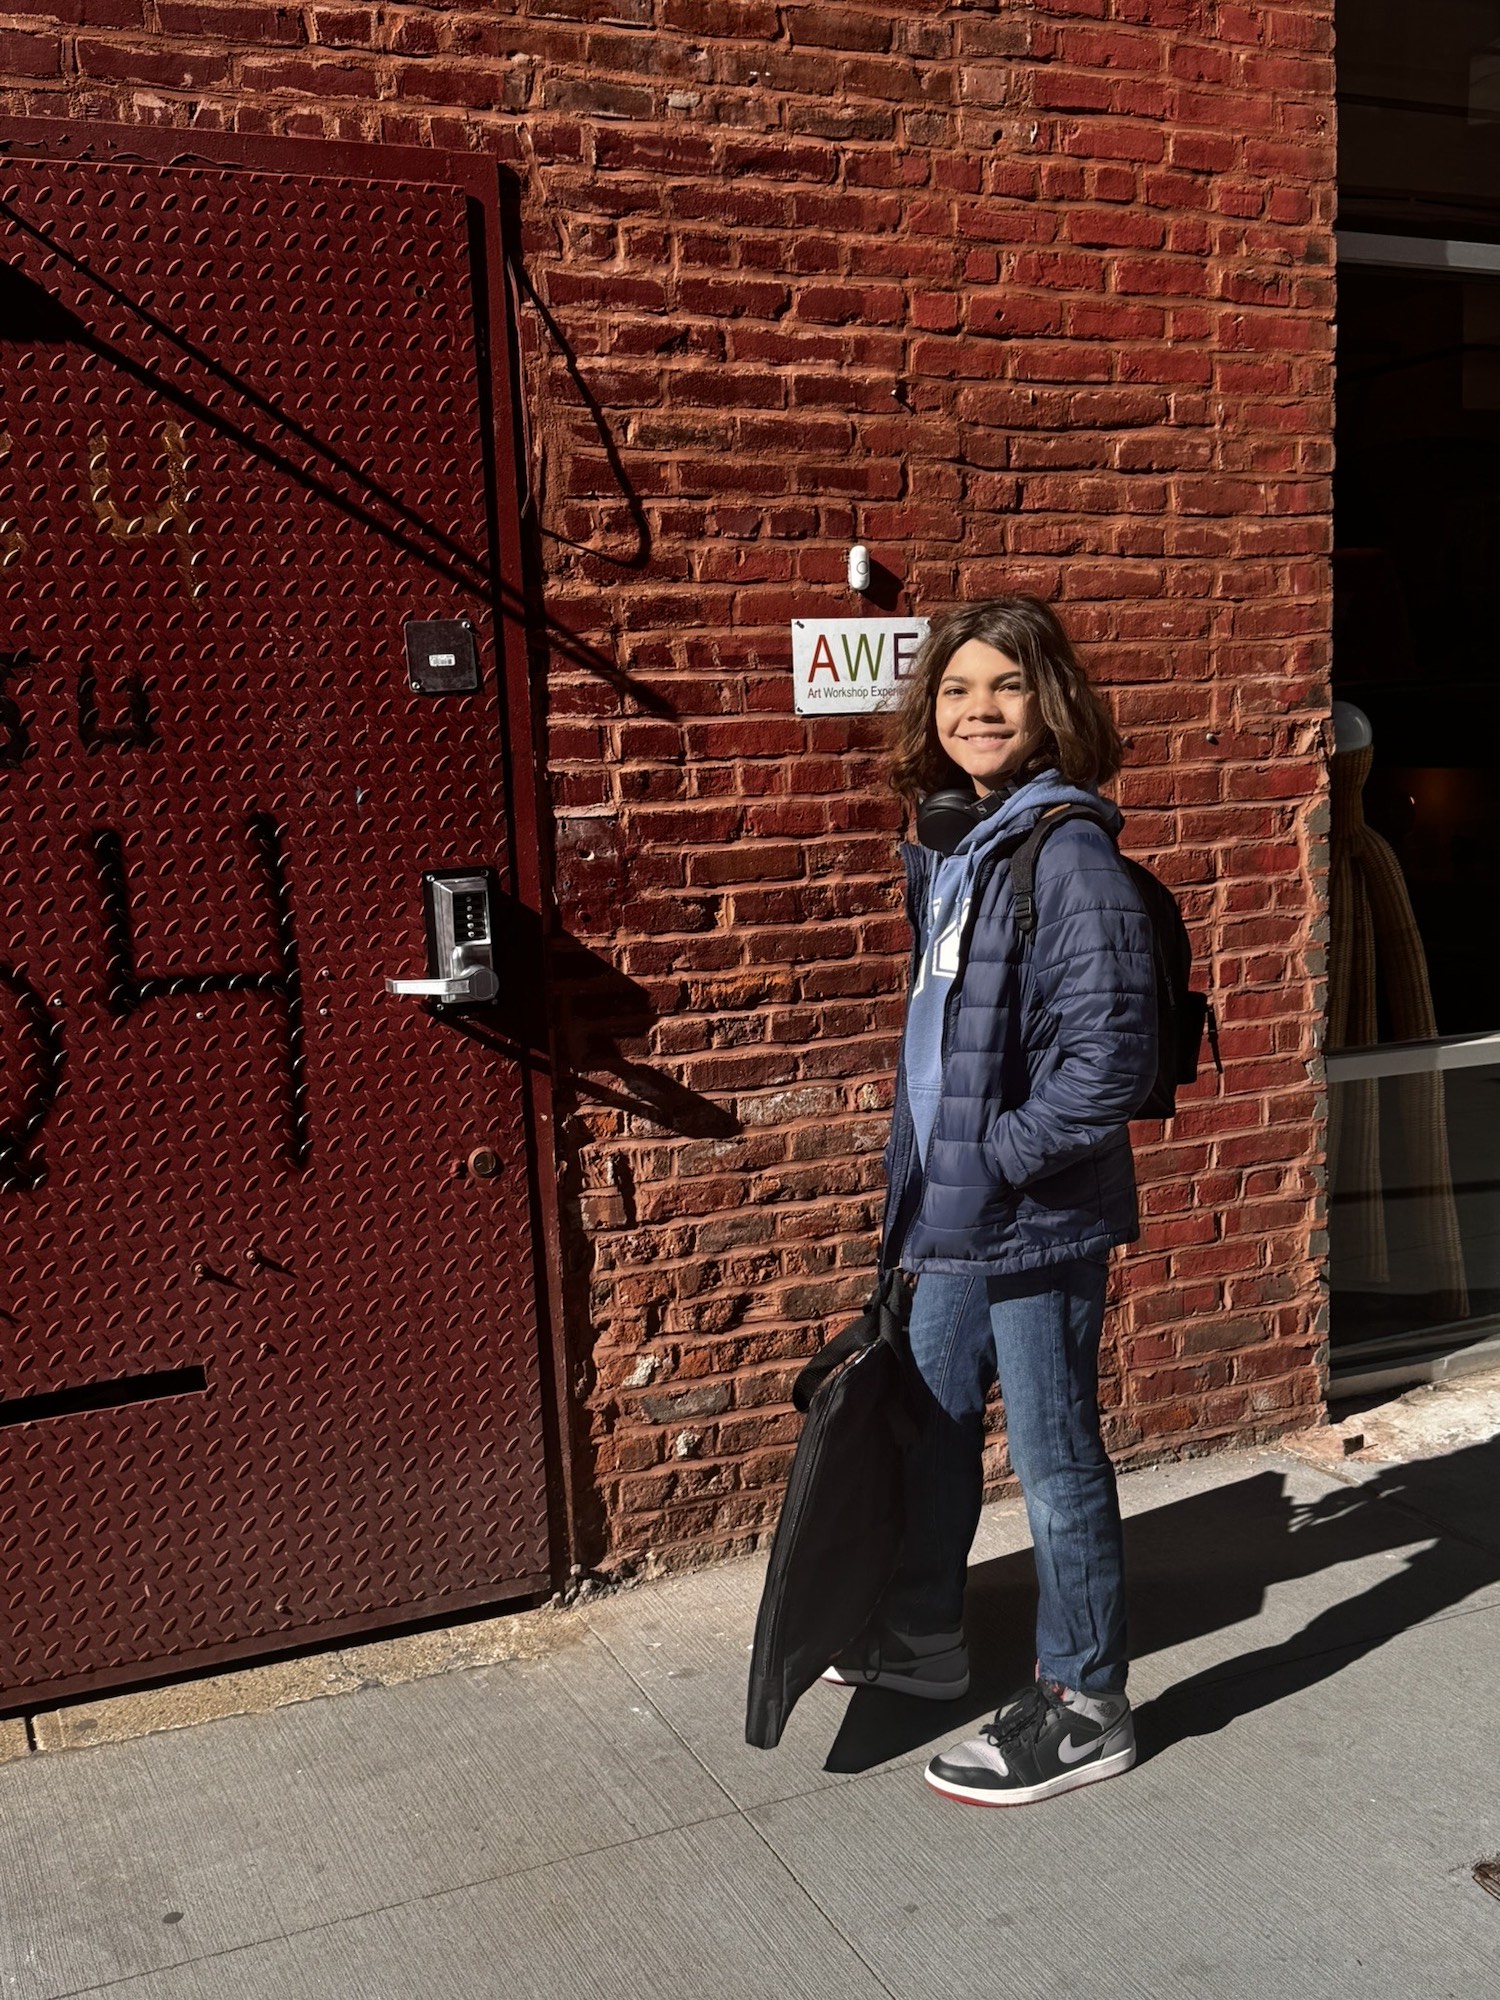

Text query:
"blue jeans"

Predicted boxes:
[[882, 1260, 1128, 1696]]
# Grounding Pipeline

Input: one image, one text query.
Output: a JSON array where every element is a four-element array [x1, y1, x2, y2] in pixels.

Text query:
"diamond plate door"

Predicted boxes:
[[0, 131, 558, 1706]]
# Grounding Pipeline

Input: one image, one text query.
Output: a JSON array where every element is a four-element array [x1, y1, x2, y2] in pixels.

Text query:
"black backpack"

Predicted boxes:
[[1010, 807, 1220, 1120]]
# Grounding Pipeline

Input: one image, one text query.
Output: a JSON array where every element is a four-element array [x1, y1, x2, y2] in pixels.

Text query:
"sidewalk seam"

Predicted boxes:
[[583, 1619, 902, 2000], [1136, 1589, 1500, 1709], [1300, 1457, 1500, 1561], [34, 1804, 751, 2000], [738, 1811, 904, 2000]]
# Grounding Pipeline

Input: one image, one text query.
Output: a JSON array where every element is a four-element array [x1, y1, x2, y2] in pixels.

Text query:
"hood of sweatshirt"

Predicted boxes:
[[945, 768, 1123, 862]]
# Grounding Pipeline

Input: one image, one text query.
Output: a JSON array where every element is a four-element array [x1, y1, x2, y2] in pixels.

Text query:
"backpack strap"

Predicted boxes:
[[1010, 804, 1114, 937]]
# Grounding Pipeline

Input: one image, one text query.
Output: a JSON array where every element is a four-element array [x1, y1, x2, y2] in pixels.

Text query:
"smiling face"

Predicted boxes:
[[933, 639, 1044, 793]]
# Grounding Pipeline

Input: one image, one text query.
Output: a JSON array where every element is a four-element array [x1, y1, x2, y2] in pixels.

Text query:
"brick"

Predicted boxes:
[[1031, 67, 1115, 113], [596, 127, 716, 174], [156, 2, 303, 41], [1060, 116, 1167, 163], [1063, 207, 1166, 250], [393, 60, 521, 108], [74, 37, 232, 86], [1009, 248, 1110, 292], [532, 0, 650, 19], [0, 29, 63, 73], [310, 8, 374, 45], [15, 0, 140, 21], [1169, 129, 1238, 172], [545, 74, 656, 118], [238, 53, 379, 94], [662, 0, 779, 33], [785, 4, 895, 53]]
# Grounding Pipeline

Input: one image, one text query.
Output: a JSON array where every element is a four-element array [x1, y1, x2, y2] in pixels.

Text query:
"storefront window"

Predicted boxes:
[[1331, 3, 1500, 1382], [1340, 0, 1500, 226]]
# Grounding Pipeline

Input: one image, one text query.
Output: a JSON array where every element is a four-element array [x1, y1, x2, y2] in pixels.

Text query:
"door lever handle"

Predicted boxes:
[[385, 967, 496, 1002], [385, 951, 499, 1005]]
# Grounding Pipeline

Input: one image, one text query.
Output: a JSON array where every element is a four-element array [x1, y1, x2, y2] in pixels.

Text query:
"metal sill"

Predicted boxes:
[[1328, 1316, 1500, 1402]]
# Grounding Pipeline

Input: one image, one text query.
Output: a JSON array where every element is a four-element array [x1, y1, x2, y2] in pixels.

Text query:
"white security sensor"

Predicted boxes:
[[847, 544, 872, 592]]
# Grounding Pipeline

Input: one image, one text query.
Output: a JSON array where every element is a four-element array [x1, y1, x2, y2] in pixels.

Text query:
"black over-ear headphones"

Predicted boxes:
[[914, 787, 1011, 856]]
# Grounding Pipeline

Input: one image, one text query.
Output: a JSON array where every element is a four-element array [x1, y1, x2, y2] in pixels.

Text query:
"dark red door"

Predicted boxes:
[[0, 128, 557, 1705]]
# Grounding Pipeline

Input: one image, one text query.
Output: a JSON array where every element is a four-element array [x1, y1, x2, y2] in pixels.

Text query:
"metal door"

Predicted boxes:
[[0, 126, 558, 1707]]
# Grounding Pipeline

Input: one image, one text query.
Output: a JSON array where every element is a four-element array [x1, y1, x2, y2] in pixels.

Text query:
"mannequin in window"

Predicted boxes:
[[1327, 701, 1467, 1320]]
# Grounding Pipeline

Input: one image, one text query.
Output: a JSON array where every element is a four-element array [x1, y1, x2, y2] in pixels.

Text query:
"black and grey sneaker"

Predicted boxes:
[[821, 1625, 969, 1701], [924, 1678, 1134, 1806]]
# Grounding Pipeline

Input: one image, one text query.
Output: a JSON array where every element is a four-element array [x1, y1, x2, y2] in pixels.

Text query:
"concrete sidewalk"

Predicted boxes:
[[2, 1378, 1499, 2000]]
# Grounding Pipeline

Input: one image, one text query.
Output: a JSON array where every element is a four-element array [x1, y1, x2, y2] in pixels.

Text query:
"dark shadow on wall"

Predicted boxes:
[[505, 258, 653, 576], [821, 1436, 1500, 1773], [860, 555, 907, 615], [534, 935, 743, 1571], [492, 165, 705, 1572], [548, 934, 741, 1143], [497, 174, 675, 727]]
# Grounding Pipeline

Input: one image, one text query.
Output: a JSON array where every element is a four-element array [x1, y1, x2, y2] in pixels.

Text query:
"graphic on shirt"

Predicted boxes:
[[912, 891, 969, 1000]]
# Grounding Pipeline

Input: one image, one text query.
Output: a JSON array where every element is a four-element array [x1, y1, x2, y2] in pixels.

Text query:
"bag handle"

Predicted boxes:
[[791, 1269, 912, 1414]]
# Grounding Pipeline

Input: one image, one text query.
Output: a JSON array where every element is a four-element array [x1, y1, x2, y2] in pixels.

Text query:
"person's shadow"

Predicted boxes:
[[823, 1433, 1500, 1772]]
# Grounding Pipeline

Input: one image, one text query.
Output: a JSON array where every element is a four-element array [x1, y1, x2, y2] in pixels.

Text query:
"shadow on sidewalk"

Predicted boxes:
[[822, 1436, 1500, 1774]]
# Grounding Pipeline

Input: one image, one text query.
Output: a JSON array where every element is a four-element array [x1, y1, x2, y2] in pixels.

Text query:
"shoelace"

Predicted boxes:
[[843, 1633, 887, 1683], [984, 1681, 1063, 1750]]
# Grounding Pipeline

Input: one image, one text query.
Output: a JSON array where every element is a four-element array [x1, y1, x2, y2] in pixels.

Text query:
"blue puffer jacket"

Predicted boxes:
[[881, 772, 1158, 1275]]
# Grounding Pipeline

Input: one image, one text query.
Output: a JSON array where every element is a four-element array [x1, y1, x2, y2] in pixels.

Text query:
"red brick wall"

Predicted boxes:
[[1, 0, 1336, 1578]]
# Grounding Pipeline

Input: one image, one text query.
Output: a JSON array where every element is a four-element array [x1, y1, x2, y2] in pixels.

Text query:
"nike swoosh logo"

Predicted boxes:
[[1057, 1734, 1098, 1765]]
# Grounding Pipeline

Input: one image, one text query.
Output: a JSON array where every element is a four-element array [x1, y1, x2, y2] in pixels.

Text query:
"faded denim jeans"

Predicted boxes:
[[881, 1260, 1128, 1696]]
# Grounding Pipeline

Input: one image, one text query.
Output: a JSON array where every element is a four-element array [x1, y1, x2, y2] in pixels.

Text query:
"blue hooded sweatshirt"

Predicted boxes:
[[882, 769, 1158, 1276], [903, 780, 1049, 1168]]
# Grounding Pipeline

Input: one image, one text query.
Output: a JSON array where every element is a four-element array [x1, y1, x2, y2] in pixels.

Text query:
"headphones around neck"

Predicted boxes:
[[914, 786, 1013, 856]]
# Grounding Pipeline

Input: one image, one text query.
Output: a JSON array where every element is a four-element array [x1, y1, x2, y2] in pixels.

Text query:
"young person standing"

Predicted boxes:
[[825, 597, 1158, 1807]]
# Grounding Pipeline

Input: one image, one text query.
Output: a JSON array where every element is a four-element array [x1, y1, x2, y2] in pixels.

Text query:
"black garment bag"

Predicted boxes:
[[744, 1270, 916, 1751]]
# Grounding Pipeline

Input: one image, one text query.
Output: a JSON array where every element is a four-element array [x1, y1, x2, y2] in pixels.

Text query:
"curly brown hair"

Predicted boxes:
[[888, 596, 1124, 803]]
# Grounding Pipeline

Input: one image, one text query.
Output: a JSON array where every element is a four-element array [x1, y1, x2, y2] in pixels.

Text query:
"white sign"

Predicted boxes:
[[791, 617, 929, 715]]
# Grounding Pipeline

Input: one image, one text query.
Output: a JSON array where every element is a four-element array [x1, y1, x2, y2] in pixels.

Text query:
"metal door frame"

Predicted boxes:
[[0, 115, 579, 1676]]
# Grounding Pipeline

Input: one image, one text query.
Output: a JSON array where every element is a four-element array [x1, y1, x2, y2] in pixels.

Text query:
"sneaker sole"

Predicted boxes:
[[821, 1664, 971, 1701], [924, 1741, 1136, 1807]]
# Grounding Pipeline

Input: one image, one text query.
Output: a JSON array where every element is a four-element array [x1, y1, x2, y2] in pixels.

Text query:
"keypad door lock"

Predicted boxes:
[[385, 868, 500, 1007]]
